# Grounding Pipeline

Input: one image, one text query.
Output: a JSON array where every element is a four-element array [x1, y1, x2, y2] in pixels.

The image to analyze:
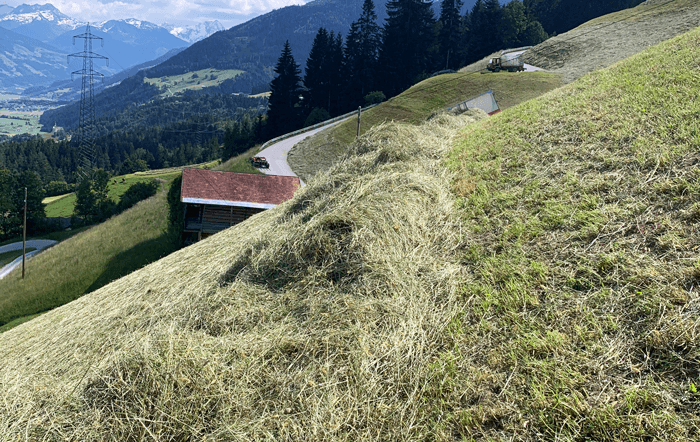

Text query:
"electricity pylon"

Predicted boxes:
[[68, 23, 108, 179]]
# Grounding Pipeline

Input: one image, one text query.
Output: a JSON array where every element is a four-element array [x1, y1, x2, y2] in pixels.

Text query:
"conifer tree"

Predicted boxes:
[[356, 0, 381, 97], [438, 0, 464, 71], [378, 0, 437, 97], [344, 21, 363, 108], [304, 28, 331, 113], [327, 32, 344, 115], [267, 41, 303, 138], [304, 29, 345, 118], [500, 0, 548, 47], [468, 0, 503, 61]]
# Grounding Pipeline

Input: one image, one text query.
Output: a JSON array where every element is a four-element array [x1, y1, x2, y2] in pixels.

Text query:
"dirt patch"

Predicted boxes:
[[522, 0, 700, 83]]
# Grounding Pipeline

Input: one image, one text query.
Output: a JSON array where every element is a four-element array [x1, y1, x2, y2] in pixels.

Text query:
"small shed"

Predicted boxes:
[[447, 90, 501, 116], [180, 168, 301, 243]]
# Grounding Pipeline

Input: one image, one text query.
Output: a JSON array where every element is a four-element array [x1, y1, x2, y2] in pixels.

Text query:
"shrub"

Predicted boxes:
[[117, 181, 159, 213], [304, 107, 331, 127], [364, 91, 386, 106]]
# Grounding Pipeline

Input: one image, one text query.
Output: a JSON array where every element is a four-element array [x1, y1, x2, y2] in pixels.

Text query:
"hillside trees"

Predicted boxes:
[[467, 0, 504, 62], [378, 0, 438, 97], [267, 40, 303, 138], [15, 171, 46, 235], [223, 115, 257, 160], [0, 169, 20, 240], [74, 169, 115, 224], [344, 0, 381, 108], [0, 169, 46, 241], [437, 0, 464, 71], [304, 29, 345, 117]]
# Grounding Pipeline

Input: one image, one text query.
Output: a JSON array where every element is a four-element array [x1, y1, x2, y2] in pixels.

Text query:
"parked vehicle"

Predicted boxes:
[[251, 156, 270, 168], [487, 49, 530, 72]]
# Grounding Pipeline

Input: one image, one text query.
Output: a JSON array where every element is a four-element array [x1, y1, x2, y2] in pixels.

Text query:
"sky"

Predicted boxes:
[[2, 0, 313, 27]]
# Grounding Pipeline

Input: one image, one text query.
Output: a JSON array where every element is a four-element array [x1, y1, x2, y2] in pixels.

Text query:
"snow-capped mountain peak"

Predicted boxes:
[[94, 18, 162, 34], [0, 3, 81, 30], [162, 20, 225, 44]]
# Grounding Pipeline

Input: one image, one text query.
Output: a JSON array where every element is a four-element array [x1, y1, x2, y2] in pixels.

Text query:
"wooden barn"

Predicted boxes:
[[180, 168, 301, 243]]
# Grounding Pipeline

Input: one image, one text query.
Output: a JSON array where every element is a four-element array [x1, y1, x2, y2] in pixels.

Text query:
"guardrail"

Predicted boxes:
[[258, 103, 380, 152]]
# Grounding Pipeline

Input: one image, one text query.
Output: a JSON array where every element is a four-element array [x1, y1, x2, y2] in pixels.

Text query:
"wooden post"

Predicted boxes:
[[22, 187, 27, 279], [356, 106, 362, 139]]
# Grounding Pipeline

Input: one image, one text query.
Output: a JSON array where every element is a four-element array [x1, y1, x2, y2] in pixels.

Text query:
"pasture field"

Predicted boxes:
[[0, 110, 43, 135], [144, 68, 245, 97]]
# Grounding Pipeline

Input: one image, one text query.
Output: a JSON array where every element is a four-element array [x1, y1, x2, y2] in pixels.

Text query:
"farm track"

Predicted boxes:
[[0, 240, 57, 280]]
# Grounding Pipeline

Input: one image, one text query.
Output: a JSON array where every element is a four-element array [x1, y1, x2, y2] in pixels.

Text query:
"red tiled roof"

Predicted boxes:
[[181, 168, 301, 208]]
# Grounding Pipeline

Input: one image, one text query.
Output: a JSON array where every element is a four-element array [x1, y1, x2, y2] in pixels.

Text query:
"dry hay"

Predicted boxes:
[[521, 0, 700, 83], [0, 110, 486, 441]]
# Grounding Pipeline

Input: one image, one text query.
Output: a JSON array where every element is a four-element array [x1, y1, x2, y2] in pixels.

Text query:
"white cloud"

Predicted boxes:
[[4, 0, 311, 27]]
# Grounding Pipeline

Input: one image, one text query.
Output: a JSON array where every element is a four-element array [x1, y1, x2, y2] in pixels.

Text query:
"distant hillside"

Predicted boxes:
[[23, 47, 187, 100], [0, 26, 69, 89]]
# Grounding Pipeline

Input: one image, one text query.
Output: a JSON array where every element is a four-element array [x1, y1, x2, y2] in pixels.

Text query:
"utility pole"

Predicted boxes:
[[68, 23, 108, 180], [22, 187, 26, 279], [356, 106, 362, 139]]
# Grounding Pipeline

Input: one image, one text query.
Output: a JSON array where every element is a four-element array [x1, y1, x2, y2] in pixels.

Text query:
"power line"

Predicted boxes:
[[68, 23, 109, 179]]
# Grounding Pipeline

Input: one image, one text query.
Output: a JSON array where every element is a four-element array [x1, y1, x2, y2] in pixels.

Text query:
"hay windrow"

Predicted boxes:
[[0, 111, 486, 440]]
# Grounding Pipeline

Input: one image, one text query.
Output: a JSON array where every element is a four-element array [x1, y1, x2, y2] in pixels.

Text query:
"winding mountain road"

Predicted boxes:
[[255, 120, 345, 183], [0, 239, 57, 280]]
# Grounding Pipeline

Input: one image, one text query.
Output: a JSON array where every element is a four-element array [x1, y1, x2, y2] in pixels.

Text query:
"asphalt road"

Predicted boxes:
[[255, 120, 345, 184], [0, 239, 57, 280]]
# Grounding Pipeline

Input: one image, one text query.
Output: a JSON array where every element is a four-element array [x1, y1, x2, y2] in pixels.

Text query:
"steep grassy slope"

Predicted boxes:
[[0, 159, 232, 330], [2, 25, 700, 441], [445, 26, 700, 439], [288, 71, 562, 181], [522, 0, 700, 83], [0, 190, 176, 328]]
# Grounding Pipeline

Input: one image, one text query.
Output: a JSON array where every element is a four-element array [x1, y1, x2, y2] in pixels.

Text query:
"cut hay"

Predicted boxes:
[[0, 110, 486, 440]]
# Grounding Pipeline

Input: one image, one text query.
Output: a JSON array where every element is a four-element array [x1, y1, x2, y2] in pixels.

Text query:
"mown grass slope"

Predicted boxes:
[[444, 26, 700, 439], [522, 0, 700, 83], [1, 25, 700, 442], [0, 109, 488, 440], [288, 71, 562, 181]]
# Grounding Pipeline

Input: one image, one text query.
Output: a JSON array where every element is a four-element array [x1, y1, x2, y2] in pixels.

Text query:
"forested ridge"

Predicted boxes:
[[1, 91, 268, 186]]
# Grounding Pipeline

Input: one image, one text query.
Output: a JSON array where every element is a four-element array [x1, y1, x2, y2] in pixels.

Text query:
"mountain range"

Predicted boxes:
[[0, 3, 223, 90]]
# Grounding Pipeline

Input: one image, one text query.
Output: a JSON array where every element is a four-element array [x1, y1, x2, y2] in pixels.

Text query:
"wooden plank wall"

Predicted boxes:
[[202, 205, 265, 228]]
